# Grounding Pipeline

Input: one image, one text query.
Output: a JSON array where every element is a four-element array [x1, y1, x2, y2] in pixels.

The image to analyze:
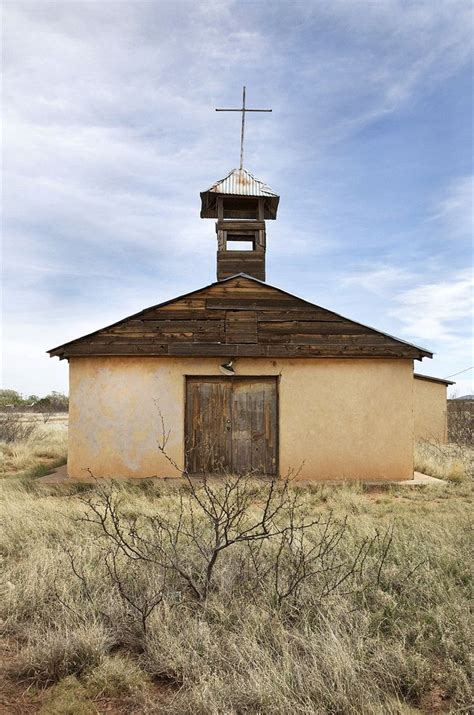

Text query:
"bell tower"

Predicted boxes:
[[200, 168, 279, 281], [201, 87, 279, 281]]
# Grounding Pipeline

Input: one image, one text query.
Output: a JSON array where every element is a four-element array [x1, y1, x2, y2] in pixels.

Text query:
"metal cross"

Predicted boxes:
[[216, 86, 272, 170]]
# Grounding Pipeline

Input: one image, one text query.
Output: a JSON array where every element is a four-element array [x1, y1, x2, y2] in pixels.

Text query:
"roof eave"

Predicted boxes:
[[414, 373, 454, 386], [199, 190, 279, 220]]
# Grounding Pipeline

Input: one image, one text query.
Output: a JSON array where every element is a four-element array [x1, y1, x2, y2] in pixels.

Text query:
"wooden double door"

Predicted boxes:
[[185, 377, 278, 476]]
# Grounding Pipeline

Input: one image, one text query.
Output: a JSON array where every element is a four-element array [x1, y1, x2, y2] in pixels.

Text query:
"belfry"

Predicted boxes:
[[200, 167, 279, 281]]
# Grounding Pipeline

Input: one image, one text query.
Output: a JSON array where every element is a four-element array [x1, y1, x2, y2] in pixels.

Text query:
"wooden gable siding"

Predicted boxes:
[[48, 276, 431, 360]]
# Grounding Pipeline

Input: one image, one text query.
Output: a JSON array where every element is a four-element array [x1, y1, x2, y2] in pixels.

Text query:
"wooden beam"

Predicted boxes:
[[209, 297, 313, 310]]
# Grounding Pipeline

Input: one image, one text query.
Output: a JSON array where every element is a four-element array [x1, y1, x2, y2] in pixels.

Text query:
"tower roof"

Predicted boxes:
[[200, 168, 280, 219]]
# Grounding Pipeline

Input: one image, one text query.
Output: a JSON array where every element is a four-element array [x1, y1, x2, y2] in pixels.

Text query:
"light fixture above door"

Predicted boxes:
[[219, 360, 235, 376]]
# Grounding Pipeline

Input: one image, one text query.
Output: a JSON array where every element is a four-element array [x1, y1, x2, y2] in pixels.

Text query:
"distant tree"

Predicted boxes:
[[33, 391, 69, 414], [0, 389, 68, 413], [0, 390, 23, 409], [49, 391, 69, 410]]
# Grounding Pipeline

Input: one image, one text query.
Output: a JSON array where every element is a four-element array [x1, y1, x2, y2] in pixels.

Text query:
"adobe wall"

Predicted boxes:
[[413, 377, 448, 443], [68, 357, 414, 481]]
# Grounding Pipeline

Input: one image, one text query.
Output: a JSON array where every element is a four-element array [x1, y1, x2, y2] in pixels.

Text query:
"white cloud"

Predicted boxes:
[[291, 0, 473, 144], [341, 265, 415, 296], [2, 1, 472, 393], [429, 175, 473, 241], [391, 269, 473, 342]]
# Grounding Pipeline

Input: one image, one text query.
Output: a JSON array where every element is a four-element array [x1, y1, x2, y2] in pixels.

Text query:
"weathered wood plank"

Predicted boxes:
[[65, 344, 170, 355], [83, 333, 225, 344], [257, 310, 342, 322], [217, 264, 265, 274], [141, 298, 208, 316], [143, 310, 226, 321], [63, 342, 418, 358], [258, 320, 367, 334], [217, 255, 265, 264], [224, 311, 256, 321], [216, 254, 266, 278], [211, 289, 278, 300], [259, 334, 393, 346], [90, 333, 223, 342], [168, 343, 419, 357], [225, 311, 258, 344], [207, 298, 302, 310], [231, 380, 277, 476], [109, 320, 225, 333], [216, 220, 265, 231], [231, 382, 252, 475], [185, 380, 232, 474]]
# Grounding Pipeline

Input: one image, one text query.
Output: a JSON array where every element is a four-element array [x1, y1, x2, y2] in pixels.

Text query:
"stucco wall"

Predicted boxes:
[[68, 357, 414, 481], [413, 378, 448, 443]]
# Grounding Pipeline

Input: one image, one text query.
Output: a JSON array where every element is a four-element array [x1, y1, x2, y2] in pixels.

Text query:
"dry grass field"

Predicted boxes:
[[0, 415, 68, 480], [0, 423, 472, 714], [414, 440, 473, 482]]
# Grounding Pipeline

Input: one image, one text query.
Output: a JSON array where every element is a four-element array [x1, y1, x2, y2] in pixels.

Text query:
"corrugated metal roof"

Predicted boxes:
[[205, 168, 278, 197]]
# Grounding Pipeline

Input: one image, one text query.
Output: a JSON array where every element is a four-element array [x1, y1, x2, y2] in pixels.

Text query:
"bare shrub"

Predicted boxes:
[[68, 472, 391, 639], [448, 399, 473, 446], [0, 420, 68, 478], [415, 439, 473, 480], [0, 413, 36, 443]]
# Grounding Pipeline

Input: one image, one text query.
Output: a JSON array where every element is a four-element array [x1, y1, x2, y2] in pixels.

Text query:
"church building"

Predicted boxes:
[[49, 161, 452, 482], [49, 89, 453, 481]]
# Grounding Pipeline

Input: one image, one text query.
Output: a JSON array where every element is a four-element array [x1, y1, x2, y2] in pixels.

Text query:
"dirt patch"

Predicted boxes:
[[419, 684, 452, 714], [0, 639, 47, 714]]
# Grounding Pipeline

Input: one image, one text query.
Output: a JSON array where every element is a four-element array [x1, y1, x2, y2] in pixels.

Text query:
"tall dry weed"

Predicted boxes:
[[0, 419, 67, 477], [414, 440, 473, 481], [0, 477, 471, 713]]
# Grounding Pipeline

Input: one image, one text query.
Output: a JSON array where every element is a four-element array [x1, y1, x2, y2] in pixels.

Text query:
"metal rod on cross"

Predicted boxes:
[[216, 86, 272, 170]]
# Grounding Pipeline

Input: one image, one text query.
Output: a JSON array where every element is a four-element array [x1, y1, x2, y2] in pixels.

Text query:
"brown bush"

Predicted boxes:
[[8, 625, 109, 686], [448, 399, 473, 446], [0, 413, 36, 443]]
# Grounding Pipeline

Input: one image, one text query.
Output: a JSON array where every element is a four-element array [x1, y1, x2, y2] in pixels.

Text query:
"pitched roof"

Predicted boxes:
[[48, 274, 433, 361], [203, 168, 278, 198], [200, 168, 280, 219]]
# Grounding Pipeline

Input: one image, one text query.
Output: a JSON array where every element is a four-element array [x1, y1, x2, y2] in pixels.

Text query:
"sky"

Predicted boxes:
[[2, 0, 473, 397]]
